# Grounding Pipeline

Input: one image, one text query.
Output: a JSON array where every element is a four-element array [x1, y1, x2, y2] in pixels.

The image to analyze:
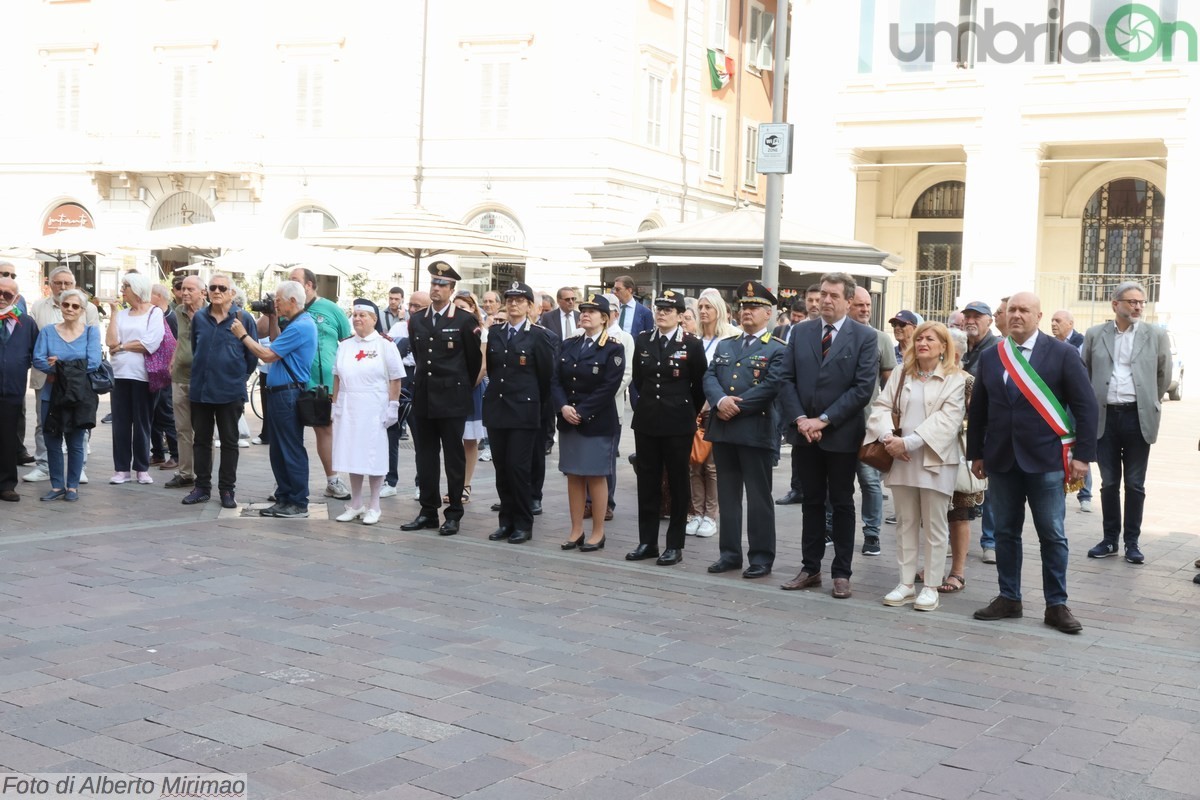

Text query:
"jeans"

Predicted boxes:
[[41, 398, 85, 490], [267, 387, 308, 508], [192, 400, 243, 492], [856, 461, 883, 538], [979, 496, 996, 550], [111, 378, 153, 473], [987, 468, 1069, 606], [1077, 465, 1092, 503], [1096, 405, 1151, 544]]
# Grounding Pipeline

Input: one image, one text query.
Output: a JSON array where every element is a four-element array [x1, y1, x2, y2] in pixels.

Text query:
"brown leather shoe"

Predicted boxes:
[[583, 504, 592, 519], [604, 509, 614, 521], [780, 571, 821, 591], [1044, 604, 1083, 634], [831, 577, 852, 599], [159, 459, 178, 470], [973, 595, 1023, 620]]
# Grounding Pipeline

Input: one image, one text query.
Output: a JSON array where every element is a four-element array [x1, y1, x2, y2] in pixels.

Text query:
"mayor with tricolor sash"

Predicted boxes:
[[966, 292, 1097, 635]]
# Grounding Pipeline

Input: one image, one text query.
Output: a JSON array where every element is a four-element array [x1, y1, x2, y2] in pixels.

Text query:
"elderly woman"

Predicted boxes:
[[687, 288, 739, 538], [105, 273, 165, 485], [552, 294, 625, 551], [866, 321, 966, 612], [332, 298, 405, 525], [32, 288, 102, 501]]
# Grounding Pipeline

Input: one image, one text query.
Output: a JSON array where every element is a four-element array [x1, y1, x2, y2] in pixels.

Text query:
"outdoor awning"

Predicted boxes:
[[634, 254, 894, 279]]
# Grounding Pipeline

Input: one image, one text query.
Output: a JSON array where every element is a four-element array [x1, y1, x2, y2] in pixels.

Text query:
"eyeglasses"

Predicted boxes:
[[561, 297, 577, 303], [208, 285, 230, 293], [1119, 298, 1146, 306], [0, 271, 16, 279], [0, 290, 15, 301], [60, 302, 83, 310]]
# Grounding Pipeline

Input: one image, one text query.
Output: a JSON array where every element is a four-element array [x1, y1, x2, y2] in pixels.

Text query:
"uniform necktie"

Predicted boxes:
[[659, 334, 669, 350], [742, 333, 754, 350], [508, 325, 518, 342], [822, 324, 834, 359]]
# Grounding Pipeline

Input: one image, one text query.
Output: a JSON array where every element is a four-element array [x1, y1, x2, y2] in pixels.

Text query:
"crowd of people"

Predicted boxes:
[[2, 257, 1197, 628]]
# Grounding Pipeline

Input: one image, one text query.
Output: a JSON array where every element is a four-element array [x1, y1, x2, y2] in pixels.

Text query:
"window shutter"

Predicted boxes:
[[480, 62, 494, 130], [295, 64, 309, 129], [495, 61, 510, 131], [758, 12, 775, 69], [310, 65, 324, 130]]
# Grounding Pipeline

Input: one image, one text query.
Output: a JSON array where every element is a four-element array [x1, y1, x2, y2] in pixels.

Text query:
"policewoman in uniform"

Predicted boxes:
[[483, 282, 553, 544], [626, 290, 707, 566], [703, 280, 788, 579], [400, 261, 484, 536], [551, 294, 625, 552]]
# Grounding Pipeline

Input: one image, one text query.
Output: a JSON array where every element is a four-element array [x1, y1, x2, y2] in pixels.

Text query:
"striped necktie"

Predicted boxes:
[[822, 324, 834, 359]]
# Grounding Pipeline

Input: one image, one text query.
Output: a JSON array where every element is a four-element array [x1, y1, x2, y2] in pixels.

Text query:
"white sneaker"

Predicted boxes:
[[412, 485, 420, 500], [362, 508, 381, 525], [478, 448, 492, 462], [109, 472, 131, 484], [882, 584, 916, 607], [22, 467, 50, 482], [335, 506, 364, 522], [79, 470, 88, 484], [136, 471, 154, 485], [214, 439, 220, 448], [237, 439, 250, 449], [1079, 499, 1092, 512], [696, 517, 717, 537], [86, 441, 91, 455], [379, 484, 398, 498], [982, 548, 997, 564], [251, 436, 265, 445], [325, 478, 351, 500], [686, 516, 701, 536], [914, 586, 940, 611]]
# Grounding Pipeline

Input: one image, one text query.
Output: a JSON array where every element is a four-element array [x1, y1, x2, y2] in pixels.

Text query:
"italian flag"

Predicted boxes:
[[707, 49, 734, 90]]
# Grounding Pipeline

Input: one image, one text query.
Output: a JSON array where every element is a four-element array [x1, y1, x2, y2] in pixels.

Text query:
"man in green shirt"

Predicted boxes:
[[288, 268, 353, 500]]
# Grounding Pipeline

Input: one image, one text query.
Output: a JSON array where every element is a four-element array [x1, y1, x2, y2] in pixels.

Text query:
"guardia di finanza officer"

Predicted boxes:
[[703, 280, 788, 579], [483, 282, 554, 545], [401, 261, 483, 537], [626, 290, 707, 567]]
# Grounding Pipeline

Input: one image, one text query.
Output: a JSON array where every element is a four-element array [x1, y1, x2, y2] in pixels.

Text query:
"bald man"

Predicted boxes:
[[1050, 309, 1084, 353]]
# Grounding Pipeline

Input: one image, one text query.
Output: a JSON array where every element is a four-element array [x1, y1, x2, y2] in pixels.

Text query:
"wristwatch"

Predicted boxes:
[[818, 413, 830, 424]]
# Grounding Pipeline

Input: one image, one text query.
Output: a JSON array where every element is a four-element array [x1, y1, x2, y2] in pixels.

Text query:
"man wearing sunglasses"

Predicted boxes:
[[0, 275, 39, 501], [185, 274, 259, 509], [23, 267, 100, 485]]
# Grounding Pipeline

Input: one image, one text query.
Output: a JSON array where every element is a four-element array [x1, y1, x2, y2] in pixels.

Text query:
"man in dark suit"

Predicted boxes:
[[704, 280, 788, 579], [778, 272, 879, 599], [400, 261, 484, 536], [626, 290, 707, 566], [967, 292, 1097, 634], [771, 298, 806, 344], [613, 276, 653, 411], [539, 286, 580, 340], [0, 275, 38, 501], [483, 282, 554, 544]]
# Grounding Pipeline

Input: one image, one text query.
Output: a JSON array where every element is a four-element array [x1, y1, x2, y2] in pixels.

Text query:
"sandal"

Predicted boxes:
[[937, 574, 966, 594], [462, 485, 472, 504]]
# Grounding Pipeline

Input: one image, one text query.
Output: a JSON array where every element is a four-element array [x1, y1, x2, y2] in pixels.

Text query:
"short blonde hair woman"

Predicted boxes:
[[686, 288, 739, 537]]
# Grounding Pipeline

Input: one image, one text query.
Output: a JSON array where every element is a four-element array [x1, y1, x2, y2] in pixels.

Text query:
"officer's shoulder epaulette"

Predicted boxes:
[[770, 335, 787, 345], [722, 332, 741, 340]]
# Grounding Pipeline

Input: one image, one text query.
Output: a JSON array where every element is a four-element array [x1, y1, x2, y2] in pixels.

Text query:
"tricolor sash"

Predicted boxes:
[[997, 337, 1075, 482]]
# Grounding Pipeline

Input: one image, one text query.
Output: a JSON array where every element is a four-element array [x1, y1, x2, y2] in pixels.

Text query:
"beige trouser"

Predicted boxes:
[[688, 454, 719, 518], [172, 381, 194, 479], [891, 485, 951, 587]]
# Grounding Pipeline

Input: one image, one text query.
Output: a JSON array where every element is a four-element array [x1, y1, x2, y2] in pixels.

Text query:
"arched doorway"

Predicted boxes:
[[149, 191, 217, 276], [282, 206, 337, 239], [42, 202, 98, 296], [463, 209, 526, 293], [911, 180, 965, 321], [1078, 179, 1164, 302]]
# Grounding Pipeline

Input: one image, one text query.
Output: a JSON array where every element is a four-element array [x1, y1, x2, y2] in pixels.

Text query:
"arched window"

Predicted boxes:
[[1079, 179, 1164, 302], [911, 180, 965, 218], [283, 206, 337, 239], [150, 191, 215, 229]]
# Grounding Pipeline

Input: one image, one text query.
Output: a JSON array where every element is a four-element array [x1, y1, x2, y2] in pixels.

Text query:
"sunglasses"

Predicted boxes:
[[0, 271, 16, 278], [0, 290, 15, 301], [60, 302, 83, 310], [208, 285, 230, 293], [430, 279, 452, 287]]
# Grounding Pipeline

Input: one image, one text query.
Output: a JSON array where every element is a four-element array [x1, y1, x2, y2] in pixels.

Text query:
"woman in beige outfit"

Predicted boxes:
[[865, 322, 966, 612]]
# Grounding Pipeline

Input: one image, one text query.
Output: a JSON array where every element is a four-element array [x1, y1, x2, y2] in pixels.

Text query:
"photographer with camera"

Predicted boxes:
[[232, 281, 317, 518]]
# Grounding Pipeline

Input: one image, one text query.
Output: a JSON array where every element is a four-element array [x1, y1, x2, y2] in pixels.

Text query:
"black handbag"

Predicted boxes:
[[278, 348, 332, 428], [89, 329, 113, 394]]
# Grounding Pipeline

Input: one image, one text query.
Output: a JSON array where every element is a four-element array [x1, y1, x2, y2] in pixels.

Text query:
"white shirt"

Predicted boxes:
[[1003, 329, 1039, 383], [559, 310, 576, 337], [619, 299, 637, 333], [1107, 322, 1138, 404], [821, 315, 847, 345]]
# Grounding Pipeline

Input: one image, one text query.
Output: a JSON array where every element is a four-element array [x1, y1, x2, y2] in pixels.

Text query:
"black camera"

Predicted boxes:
[[249, 295, 275, 315]]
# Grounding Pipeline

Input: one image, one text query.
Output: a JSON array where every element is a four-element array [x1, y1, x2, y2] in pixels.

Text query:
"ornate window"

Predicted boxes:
[[911, 180, 965, 218], [283, 206, 337, 239], [1079, 179, 1163, 302]]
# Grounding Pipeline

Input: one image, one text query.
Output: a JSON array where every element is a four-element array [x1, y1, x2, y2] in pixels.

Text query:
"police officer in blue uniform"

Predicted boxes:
[[703, 280, 788, 579], [483, 282, 554, 544], [626, 290, 707, 566], [401, 261, 483, 536]]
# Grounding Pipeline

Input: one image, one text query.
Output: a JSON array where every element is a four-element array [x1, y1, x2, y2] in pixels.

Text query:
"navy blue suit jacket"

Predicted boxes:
[[966, 333, 1098, 473], [620, 301, 654, 339]]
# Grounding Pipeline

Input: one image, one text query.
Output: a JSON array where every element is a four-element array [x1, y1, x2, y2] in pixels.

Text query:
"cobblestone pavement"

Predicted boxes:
[[2, 393, 1198, 799]]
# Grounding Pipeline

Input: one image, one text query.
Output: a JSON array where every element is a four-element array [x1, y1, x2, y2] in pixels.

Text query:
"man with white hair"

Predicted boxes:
[[148, 283, 179, 470], [165, 275, 206, 489], [23, 266, 99, 484]]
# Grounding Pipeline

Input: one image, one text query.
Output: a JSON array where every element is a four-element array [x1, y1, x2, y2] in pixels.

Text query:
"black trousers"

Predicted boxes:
[[111, 378, 153, 473], [635, 432, 692, 550], [256, 377, 270, 442], [411, 414, 466, 521], [491, 427, 537, 532], [192, 400, 243, 492], [712, 441, 775, 567], [150, 388, 178, 459], [0, 400, 21, 491], [797, 447, 858, 579], [385, 421, 401, 487]]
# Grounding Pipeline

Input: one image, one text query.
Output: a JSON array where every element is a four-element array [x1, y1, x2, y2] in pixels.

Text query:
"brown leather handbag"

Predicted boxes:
[[857, 371, 905, 472]]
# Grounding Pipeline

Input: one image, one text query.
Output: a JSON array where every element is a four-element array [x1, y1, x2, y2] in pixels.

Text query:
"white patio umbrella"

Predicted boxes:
[[210, 239, 362, 277], [127, 220, 259, 252], [1, 226, 122, 264]]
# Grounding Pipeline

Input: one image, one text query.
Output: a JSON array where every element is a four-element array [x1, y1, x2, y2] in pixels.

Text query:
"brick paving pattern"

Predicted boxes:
[[2, 394, 1198, 799]]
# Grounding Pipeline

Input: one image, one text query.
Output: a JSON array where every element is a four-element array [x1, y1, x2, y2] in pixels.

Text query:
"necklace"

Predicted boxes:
[[916, 368, 935, 380]]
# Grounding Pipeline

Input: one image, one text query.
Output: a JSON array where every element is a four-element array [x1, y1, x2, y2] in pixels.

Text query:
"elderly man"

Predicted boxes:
[[23, 267, 99, 484], [1082, 282, 1171, 565], [233, 281, 316, 518], [948, 310, 965, 331], [888, 309, 921, 363], [539, 286, 580, 340], [184, 273, 258, 509], [148, 284, 179, 470], [968, 292, 1097, 634], [995, 296, 1010, 337], [287, 267, 352, 500], [165, 276, 205, 489], [1051, 309, 1084, 352], [481, 290, 501, 323], [850, 287, 896, 556], [960, 299, 1000, 560], [1, 275, 39, 501]]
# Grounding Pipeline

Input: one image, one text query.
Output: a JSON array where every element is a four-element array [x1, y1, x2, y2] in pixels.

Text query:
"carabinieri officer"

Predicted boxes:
[[703, 280, 788, 579], [483, 281, 553, 544], [626, 290, 707, 566]]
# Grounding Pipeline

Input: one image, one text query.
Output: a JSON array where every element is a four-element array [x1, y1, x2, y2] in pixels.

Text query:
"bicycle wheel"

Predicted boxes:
[[249, 372, 263, 420]]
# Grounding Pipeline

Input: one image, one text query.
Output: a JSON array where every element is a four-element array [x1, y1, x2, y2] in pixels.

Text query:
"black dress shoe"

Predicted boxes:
[[488, 526, 512, 541], [743, 564, 772, 579], [580, 535, 605, 552], [16, 452, 35, 466], [0, 489, 20, 502], [531, 500, 543, 515], [491, 502, 502, 512], [164, 475, 194, 489], [561, 534, 584, 550], [775, 490, 801, 505], [707, 558, 743, 573], [625, 544, 660, 561], [656, 548, 682, 566], [438, 519, 460, 536], [401, 515, 439, 531], [508, 529, 532, 544]]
